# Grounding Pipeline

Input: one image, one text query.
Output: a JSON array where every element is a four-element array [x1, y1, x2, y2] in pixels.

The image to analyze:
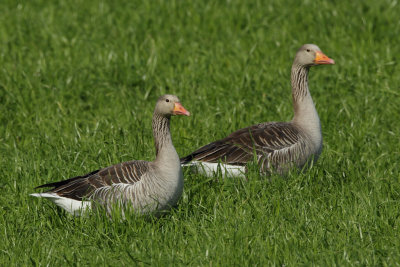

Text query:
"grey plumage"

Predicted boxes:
[[181, 44, 335, 176], [31, 94, 190, 216], [181, 122, 310, 175]]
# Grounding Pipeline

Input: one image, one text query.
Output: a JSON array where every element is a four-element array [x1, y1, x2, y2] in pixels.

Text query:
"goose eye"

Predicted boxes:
[[166, 99, 170, 102], [306, 49, 310, 52]]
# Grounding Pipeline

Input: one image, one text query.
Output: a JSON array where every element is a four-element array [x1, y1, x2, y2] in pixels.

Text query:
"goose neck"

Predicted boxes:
[[290, 64, 322, 144], [291, 64, 310, 104], [152, 113, 178, 163]]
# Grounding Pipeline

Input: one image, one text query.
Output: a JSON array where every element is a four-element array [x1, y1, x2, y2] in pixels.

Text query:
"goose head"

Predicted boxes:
[[294, 44, 335, 67], [155, 94, 190, 117]]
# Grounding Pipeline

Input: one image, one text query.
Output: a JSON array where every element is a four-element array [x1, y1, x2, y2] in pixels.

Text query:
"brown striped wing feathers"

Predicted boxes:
[[37, 160, 149, 200], [181, 122, 301, 166]]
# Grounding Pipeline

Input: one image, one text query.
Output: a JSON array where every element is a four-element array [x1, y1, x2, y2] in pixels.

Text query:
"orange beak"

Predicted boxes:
[[173, 102, 190, 116], [314, 51, 335, 65]]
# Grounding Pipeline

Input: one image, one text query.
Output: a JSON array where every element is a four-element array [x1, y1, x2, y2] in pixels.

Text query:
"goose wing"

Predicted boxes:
[[180, 122, 301, 166], [35, 160, 150, 200]]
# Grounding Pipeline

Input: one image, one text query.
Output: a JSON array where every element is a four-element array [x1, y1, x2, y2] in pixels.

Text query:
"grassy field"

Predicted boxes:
[[1, 0, 400, 265]]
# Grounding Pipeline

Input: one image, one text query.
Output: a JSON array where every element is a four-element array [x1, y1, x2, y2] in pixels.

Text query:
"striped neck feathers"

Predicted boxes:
[[290, 64, 321, 139], [291, 64, 318, 119], [291, 63, 310, 104], [152, 112, 174, 158]]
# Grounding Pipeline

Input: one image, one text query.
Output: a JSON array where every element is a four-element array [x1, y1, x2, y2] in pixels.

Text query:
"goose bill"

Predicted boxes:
[[314, 51, 335, 65], [173, 103, 190, 116]]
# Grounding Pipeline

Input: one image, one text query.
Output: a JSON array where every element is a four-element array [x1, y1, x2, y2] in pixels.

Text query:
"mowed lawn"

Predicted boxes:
[[1, 0, 399, 265]]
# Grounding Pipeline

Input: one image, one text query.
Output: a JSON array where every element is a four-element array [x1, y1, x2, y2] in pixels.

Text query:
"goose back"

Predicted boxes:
[[181, 44, 334, 176], [181, 122, 318, 175], [31, 94, 189, 216]]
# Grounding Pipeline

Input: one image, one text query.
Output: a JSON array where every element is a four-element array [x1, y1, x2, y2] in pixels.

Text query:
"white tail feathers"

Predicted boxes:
[[30, 192, 91, 216], [182, 161, 246, 178]]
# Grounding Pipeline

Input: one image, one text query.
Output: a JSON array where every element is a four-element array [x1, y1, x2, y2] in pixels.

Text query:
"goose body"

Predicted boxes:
[[31, 95, 190, 216], [181, 44, 334, 177]]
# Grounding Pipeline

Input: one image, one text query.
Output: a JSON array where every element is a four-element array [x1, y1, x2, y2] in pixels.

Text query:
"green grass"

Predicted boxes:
[[1, 0, 400, 265]]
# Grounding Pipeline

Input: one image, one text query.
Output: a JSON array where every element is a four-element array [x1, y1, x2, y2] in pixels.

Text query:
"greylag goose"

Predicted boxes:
[[181, 44, 334, 177], [31, 95, 190, 216]]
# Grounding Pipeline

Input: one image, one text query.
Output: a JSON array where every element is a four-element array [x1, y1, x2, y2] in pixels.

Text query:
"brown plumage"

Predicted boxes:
[[181, 44, 335, 176], [31, 94, 190, 216], [35, 161, 149, 201]]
